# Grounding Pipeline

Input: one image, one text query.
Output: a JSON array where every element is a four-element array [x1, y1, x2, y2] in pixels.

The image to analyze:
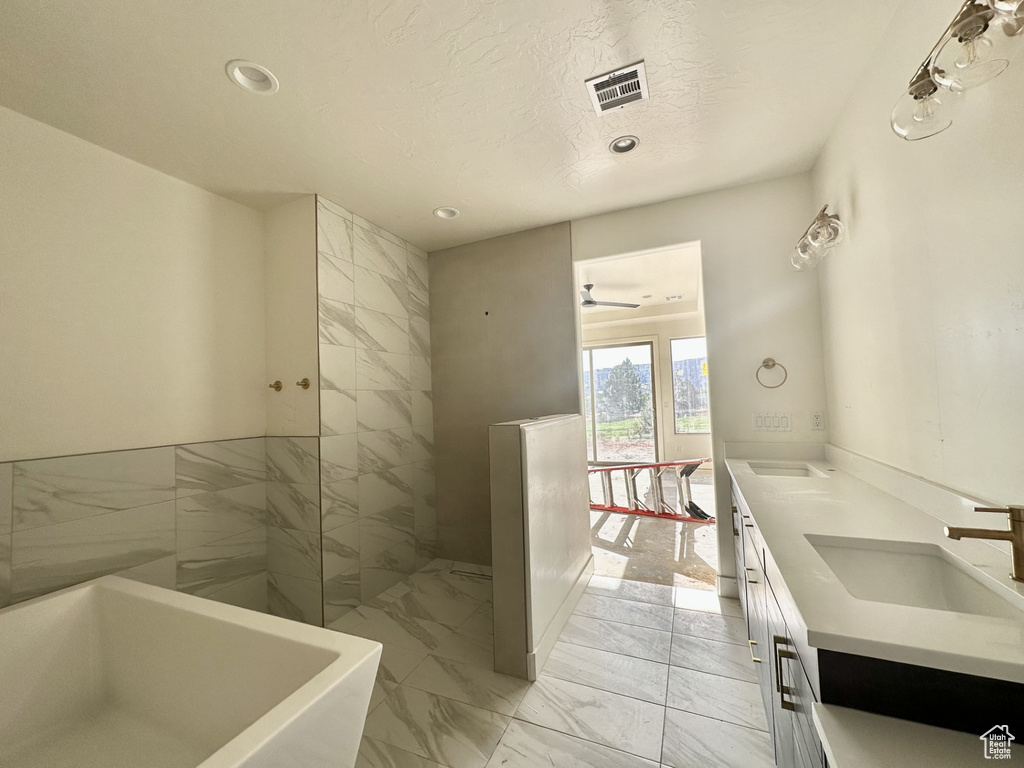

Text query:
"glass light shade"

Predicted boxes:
[[891, 87, 959, 140], [807, 215, 845, 248], [792, 236, 825, 270], [996, 5, 1024, 36], [988, 0, 1023, 13], [931, 27, 1012, 91]]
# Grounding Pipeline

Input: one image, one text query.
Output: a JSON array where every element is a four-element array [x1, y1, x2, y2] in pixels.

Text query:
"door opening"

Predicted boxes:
[[575, 241, 717, 590]]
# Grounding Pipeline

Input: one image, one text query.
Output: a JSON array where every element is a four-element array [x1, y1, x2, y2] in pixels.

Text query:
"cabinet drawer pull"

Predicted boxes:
[[773, 635, 797, 712], [748, 639, 761, 664]]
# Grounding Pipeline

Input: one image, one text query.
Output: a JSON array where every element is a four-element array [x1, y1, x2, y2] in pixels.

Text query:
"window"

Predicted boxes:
[[671, 337, 710, 433]]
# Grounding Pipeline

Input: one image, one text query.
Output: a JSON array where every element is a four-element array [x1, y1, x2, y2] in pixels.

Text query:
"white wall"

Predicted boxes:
[[265, 196, 319, 436], [581, 314, 712, 461], [813, 0, 1024, 506], [571, 174, 828, 589], [0, 106, 266, 461]]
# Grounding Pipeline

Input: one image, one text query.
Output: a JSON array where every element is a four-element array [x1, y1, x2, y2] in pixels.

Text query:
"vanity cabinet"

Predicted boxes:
[[734, 493, 823, 768]]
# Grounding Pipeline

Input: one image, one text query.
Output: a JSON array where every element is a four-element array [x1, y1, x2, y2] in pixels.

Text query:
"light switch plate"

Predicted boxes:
[[753, 412, 792, 432]]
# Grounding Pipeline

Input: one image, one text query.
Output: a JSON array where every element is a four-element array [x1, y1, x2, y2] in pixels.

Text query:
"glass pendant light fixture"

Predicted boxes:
[[789, 206, 843, 271], [891, 0, 1023, 140], [806, 207, 845, 248], [931, 4, 1012, 91], [891, 65, 960, 140]]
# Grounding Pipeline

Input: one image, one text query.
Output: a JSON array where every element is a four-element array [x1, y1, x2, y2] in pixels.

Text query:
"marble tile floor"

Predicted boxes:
[[335, 561, 772, 768]]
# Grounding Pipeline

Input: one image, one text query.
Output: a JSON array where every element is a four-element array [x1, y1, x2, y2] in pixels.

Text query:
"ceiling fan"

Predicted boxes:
[[579, 283, 640, 309]]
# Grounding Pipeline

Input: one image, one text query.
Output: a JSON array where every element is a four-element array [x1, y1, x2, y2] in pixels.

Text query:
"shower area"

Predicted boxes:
[[264, 194, 436, 627]]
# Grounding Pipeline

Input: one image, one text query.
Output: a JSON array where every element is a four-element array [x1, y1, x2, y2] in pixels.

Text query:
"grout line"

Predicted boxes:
[[664, 586, 678, 755], [664, 703, 771, 735], [528, 668, 669, 713], [505, 720, 665, 765], [670, 626, 748, 647]]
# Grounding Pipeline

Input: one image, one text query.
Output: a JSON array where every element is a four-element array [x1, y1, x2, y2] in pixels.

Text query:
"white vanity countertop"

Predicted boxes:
[[812, 704, 1018, 766], [726, 457, 1024, 683]]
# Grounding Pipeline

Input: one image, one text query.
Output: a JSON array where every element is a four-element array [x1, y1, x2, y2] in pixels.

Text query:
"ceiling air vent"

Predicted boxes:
[[585, 61, 649, 115]]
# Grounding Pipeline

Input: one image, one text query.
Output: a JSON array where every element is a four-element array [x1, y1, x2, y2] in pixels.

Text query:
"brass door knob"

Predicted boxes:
[[296, 378, 310, 389], [269, 381, 282, 391]]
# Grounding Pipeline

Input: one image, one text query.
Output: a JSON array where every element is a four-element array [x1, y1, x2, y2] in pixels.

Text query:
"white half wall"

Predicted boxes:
[[0, 106, 266, 461], [813, 0, 1024, 506], [571, 174, 829, 587], [490, 415, 592, 680]]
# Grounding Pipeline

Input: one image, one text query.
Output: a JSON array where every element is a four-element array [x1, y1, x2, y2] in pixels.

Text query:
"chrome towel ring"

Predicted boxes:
[[756, 358, 788, 389]]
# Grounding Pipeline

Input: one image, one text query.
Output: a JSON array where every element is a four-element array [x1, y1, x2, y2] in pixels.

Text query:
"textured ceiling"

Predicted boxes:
[[0, 0, 896, 251], [579, 242, 702, 324]]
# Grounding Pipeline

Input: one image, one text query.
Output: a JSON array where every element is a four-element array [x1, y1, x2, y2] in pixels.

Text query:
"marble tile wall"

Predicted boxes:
[[316, 196, 436, 624], [0, 438, 269, 612], [266, 436, 323, 626]]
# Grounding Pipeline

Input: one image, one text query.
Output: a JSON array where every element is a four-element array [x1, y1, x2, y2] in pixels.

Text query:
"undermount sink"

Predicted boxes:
[[0, 576, 381, 768], [748, 461, 829, 478], [806, 534, 1023, 620]]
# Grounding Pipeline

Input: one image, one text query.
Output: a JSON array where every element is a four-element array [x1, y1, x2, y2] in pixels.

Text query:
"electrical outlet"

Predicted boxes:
[[811, 411, 826, 431]]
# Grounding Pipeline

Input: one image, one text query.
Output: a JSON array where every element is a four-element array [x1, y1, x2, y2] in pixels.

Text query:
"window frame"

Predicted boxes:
[[670, 335, 711, 435]]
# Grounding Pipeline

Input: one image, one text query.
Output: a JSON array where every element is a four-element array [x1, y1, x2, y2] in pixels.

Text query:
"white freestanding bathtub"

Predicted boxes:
[[0, 576, 381, 768]]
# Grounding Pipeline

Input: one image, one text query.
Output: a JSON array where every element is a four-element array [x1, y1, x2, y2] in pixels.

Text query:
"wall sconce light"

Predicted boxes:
[[891, 0, 1023, 141], [791, 206, 844, 271]]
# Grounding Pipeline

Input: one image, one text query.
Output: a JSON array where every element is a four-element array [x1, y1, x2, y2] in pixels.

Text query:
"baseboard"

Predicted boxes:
[[717, 574, 739, 599], [526, 554, 594, 681]]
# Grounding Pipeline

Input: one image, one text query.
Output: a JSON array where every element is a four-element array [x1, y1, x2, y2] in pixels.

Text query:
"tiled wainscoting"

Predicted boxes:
[[0, 436, 323, 625], [316, 196, 437, 625], [266, 436, 323, 625]]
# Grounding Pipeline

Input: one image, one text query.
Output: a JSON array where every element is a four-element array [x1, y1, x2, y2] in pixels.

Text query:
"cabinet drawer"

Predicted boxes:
[[791, 662, 823, 768]]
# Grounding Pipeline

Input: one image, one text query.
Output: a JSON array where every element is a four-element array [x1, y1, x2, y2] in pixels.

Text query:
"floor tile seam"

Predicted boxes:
[[399, 659, 526, 718], [377, 601, 462, 634], [664, 703, 770, 734], [533, 666, 669, 708], [497, 719, 665, 767], [425, 658, 497, 677], [669, 628, 747, 647], [584, 588, 675, 609], [572, 608, 672, 632], [558, 635, 671, 665], [567, 614, 674, 638], [666, 657, 758, 684], [367, 730, 455, 768], [509, 706, 667, 765], [381, 684, 513, 764], [550, 639, 671, 674]]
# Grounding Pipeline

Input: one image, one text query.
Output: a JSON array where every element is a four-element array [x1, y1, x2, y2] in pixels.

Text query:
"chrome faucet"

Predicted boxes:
[[944, 506, 1024, 584]]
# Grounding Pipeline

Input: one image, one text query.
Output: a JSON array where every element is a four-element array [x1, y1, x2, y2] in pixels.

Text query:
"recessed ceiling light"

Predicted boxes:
[[609, 135, 639, 154], [225, 60, 279, 95], [433, 207, 460, 219]]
